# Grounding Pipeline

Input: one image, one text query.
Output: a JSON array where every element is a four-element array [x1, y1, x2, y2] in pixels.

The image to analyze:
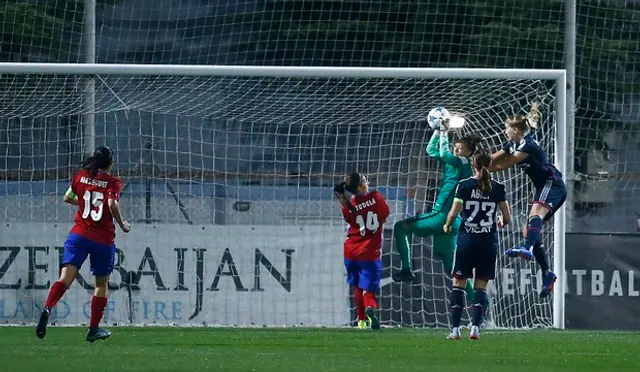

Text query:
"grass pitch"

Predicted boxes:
[[1, 327, 639, 371]]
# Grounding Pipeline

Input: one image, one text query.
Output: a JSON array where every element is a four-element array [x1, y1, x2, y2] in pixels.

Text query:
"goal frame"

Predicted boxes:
[[0, 63, 568, 329]]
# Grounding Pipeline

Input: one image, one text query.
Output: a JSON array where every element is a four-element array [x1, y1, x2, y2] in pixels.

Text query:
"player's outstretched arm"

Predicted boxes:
[[489, 151, 528, 172], [425, 130, 441, 158], [63, 187, 78, 205], [108, 199, 130, 233], [491, 149, 507, 162], [492, 139, 514, 162]]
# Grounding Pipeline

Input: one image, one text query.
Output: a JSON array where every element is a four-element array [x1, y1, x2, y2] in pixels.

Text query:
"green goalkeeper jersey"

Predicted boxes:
[[425, 131, 473, 213]]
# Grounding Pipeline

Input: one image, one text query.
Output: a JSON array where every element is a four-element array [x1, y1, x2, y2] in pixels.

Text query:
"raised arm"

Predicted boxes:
[[425, 130, 440, 158], [334, 182, 357, 223], [438, 131, 469, 167]]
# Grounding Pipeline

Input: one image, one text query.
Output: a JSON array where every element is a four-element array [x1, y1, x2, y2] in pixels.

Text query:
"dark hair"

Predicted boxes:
[[473, 150, 492, 193], [455, 133, 483, 155], [505, 102, 541, 133], [82, 146, 113, 177], [344, 172, 366, 194]]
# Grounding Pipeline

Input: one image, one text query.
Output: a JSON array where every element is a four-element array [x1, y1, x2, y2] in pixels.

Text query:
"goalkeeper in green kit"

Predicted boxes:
[[392, 118, 481, 303]]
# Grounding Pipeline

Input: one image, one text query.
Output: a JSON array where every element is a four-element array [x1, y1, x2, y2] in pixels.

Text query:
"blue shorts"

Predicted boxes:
[[344, 259, 382, 293], [62, 233, 116, 277], [534, 180, 567, 222], [453, 234, 498, 280]]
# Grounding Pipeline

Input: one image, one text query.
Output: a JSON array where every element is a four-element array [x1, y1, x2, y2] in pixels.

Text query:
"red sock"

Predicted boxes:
[[354, 287, 366, 320], [363, 291, 377, 309], [90, 296, 108, 328], [44, 281, 68, 309]]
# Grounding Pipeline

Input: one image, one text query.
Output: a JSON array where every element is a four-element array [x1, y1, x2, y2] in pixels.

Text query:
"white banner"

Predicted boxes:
[[223, 199, 407, 226], [0, 223, 349, 326]]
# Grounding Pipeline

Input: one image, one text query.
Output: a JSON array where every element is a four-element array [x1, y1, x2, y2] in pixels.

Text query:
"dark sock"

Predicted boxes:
[[449, 287, 465, 328], [525, 216, 543, 249], [90, 296, 108, 329], [44, 281, 68, 309], [532, 240, 550, 275], [472, 289, 487, 327], [464, 280, 474, 304]]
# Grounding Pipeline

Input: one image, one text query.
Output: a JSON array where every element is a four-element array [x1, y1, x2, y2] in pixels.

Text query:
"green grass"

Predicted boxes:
[[1, 327, 640, 371]]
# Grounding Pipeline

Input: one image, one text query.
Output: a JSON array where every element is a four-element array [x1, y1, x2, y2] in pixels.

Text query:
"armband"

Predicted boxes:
[[65, 187, 77, 200]]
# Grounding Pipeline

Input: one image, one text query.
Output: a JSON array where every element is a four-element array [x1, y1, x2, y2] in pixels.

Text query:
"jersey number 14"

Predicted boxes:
[[356, 211, 380, 236], [82, 190, 104, 222]]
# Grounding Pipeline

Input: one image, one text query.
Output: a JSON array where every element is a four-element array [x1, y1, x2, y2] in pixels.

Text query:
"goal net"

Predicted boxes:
[[0, 66, 564, 329]]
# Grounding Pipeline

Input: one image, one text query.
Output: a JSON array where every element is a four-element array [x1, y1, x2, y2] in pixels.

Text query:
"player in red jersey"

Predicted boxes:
[[334, 172, 390, 331], [36, 146, 131, 342]]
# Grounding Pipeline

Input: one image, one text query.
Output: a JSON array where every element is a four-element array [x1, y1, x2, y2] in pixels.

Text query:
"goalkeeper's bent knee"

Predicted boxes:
[[394, 220, 407, 233]]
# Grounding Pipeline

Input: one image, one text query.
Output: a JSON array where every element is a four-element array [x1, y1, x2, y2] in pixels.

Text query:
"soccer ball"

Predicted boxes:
[[427, 107, 451, 130]]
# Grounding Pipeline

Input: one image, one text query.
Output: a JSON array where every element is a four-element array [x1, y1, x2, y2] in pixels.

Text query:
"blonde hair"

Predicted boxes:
[[505, 102, 541, 132]]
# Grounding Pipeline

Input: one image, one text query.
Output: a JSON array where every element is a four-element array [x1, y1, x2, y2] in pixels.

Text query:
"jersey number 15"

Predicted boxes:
[[82, 190, 104, 222], [356, 211, 380, 236]]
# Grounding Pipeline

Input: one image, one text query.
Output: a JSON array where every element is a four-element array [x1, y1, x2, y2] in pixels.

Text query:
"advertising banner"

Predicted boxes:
[[565, 233, 640, 330], [0, 223, 349, 326]]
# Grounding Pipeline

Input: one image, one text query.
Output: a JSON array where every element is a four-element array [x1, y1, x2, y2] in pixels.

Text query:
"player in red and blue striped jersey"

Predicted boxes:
[[334, 172, 390, 330], [36, 146, 131, 342], [444, 150, 512, 340], [490, 103, 564, 298]]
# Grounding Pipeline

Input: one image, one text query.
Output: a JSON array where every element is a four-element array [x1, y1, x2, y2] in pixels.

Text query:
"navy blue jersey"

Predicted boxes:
[[502, 134, 563, 188], [454, 178, 506, 235]]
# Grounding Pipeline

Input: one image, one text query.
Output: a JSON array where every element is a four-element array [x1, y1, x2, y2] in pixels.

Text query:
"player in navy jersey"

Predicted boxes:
[[443, 150, 512, 340], [334, 172, 390, 331], [489, 103, 564, 298], [36, 146, 131, 342]]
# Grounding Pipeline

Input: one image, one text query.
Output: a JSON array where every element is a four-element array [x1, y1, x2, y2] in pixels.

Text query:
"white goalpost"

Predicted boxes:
[[0, 63, 566, 329]]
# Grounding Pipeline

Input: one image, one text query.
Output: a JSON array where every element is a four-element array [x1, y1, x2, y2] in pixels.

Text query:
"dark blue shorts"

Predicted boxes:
[[453, 234, 498, 280], [534, 180, 567, 222], [344, 259, 382, 293], [62, 233, 116, 277]]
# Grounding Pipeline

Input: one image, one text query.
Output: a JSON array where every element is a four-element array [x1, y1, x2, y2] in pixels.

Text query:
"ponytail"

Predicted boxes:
[[82, 156, 99, 177], [505, 102, 541, 133], [526, 102, 541, 130], [478, 166, 492, 193], [472, 150, 493, 193]]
